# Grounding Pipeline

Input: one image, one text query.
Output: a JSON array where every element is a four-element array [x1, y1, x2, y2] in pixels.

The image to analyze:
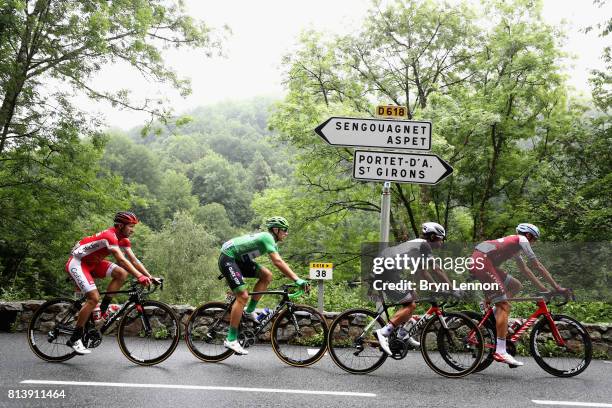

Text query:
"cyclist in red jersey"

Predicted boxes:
[[65, 211, 157, 354], [469, 223, 568, 366]]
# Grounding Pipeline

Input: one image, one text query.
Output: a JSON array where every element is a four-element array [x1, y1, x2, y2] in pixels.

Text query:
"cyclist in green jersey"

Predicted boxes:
[[218, 216, 309, 355]]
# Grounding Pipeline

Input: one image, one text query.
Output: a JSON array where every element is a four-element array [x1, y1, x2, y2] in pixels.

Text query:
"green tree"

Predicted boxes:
[[158, 169, 198, 221]]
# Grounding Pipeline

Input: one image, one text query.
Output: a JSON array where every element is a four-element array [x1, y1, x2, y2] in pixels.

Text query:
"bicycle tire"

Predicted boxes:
[[420, 311, 484, 378], [270, 304, 328, 367], [185, 301, 234, 362], [27, 298, 78, 362], [462, 310, 496, 372], [529, 314, 592, 377], [117, 300, 180, 366], [327, 308, 388, 374]]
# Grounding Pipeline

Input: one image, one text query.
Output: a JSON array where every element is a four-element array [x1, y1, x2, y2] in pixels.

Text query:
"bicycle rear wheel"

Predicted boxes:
[[530, 314, 592, 377], [185, 301, 234, 362], [27, 298, 79, 362], [117, 300, 180, 366], [327, 308, 387, 374], [420, 312, 484, 378], [270, 304, 328, 367]]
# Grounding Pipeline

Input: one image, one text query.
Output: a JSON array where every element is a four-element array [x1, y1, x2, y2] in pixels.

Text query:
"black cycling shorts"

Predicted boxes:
[[218, 253, 260, 293]]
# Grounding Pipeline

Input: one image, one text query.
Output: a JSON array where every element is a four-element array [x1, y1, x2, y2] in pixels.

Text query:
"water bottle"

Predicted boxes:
[[92, 305, 101, 321], [256, 308, 271, 322], [398, 316, 418, 340]]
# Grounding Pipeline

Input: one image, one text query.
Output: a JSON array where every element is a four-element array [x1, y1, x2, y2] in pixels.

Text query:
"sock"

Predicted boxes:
[[380, 323, 394, 337], [70, 326, 84, 343], [227, 327, 238, 342], [99, 296, 112, 314], [496, 337, 506, 354], [245, 299, 258, 313]]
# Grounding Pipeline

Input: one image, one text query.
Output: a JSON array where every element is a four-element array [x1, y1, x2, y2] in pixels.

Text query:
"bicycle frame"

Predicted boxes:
[[477, 297, 566, 348], [359, 299, 448, 344], [218, 289, 298, 342]]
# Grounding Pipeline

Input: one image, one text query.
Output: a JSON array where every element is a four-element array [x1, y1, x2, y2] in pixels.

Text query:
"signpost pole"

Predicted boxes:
[[318, 281, 324, 313], [380, 181, 391, 242]]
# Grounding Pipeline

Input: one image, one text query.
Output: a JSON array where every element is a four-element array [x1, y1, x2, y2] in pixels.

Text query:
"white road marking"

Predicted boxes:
[[532, 400, 612, 407], [21, 380, 376, 398]]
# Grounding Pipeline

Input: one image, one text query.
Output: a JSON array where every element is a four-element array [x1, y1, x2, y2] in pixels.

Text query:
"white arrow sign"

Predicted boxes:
[[353, 150, 453, 185], [315, 117, 432, 151]]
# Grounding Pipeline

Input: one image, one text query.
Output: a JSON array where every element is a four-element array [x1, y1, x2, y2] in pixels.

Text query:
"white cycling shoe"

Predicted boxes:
[[375, 329, 393, 355], [494, 352, 524, 366], [224, 339, 249, 355], [67, 339, 91, 355]]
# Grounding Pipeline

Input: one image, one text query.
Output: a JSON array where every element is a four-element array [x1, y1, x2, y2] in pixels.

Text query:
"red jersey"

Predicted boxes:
[[70, 227, 131, 264], [474, 234, 537, 266]]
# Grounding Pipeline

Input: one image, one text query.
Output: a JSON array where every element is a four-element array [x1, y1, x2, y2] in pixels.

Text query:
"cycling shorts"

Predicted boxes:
[[65, 256, 118, 293], [383, 289, 416, 305], [468, 250, 513, 303], [218, 253, 261, 293]]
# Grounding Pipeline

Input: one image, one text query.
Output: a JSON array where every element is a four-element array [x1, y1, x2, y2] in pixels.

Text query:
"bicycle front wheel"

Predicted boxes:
[[420, 312, 484, 378], [185, 301, 234, 362], [270, 304, 328, 367], [27, 298, 79, 362], [327, 308, 387, 374], [117, 300, 180, 366], [530, 314, 592, 377]]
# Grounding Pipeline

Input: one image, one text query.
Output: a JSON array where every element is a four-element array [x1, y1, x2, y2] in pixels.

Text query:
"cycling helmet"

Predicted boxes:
[[422, 222, 446, 239], [114, 211, 139, 225], [516, 223, 540, 239], [265, 216, 289, 230]]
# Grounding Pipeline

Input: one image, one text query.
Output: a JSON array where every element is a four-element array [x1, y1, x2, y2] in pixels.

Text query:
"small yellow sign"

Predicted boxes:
[[309, 262, 333, 269], [309, 262, 333, 280], [376, 105, 407, 118]]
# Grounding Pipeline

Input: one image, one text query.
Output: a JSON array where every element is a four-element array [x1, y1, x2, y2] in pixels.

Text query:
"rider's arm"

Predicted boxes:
[[124, 247, 152, 278], [269, 252, 299, 281], [430, 266, 452, 285], [514, 256, 548, 292], [526, 258, 563, 291], [109, 247, 143, 279]]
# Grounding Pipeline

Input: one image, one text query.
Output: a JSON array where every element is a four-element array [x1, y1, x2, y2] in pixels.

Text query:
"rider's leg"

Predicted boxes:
[[389, 302, 417, 329], [229, 289, 249, 341], [246, 267, 273, 313], [69, 289, 100, 346], [100, 266, 128, 314]]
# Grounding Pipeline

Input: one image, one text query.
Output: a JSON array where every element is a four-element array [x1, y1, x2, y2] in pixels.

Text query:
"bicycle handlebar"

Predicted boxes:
[[536, 289, 574, 306]]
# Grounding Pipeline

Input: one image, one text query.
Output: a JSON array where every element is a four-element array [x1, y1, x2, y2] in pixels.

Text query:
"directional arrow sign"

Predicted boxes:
[[353, 150, 453, 185], [315, 117, 431, 151]]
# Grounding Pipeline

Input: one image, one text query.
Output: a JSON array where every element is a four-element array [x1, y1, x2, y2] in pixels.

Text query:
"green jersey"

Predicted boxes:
[[221, 232, 278, 260]]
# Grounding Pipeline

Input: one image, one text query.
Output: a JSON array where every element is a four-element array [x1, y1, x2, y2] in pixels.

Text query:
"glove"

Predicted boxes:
[[295, 278, 308, 287], [138, 275, 151, 286]]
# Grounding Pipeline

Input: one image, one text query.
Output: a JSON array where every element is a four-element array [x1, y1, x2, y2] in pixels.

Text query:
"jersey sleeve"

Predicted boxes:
[[118, 238, 131, 248], [419, 241, 434, 259], [518, 235, 537, 261], [102, 230, 120, 249], [261, 232, 278, 254]]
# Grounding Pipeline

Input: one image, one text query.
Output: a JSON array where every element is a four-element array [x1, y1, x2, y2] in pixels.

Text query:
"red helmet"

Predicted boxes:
[[114, 211, 139, 225]]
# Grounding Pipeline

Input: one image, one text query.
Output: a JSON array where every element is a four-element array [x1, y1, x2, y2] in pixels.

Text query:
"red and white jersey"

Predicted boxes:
[[70, 227, 131, 264], [474, 234, 537, 265]]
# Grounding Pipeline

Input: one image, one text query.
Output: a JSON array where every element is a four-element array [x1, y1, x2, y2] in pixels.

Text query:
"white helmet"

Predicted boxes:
[[516, 223, 540, 239], [422, 222, 446, 239]]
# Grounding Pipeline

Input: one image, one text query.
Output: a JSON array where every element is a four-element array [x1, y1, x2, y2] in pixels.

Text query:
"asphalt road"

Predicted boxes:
[[0, 333, 610, 408]]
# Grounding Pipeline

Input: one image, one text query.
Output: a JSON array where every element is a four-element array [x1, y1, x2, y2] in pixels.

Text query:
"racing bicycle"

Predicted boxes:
[[463, 290, 592, 377], [185, 283, 328, 367], [27, 278, 180, 366], [327, 295, 484, 378]]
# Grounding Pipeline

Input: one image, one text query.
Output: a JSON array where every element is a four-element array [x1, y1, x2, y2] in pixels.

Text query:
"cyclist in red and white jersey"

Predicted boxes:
[[65, 211, 156, 354], [469, 223, 568, 366]]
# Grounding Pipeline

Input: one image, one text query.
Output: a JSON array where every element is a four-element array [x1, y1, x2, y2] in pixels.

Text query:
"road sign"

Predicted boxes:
[[376, 105, 407, 118], [315, 116, 431, 151], [309, 262, 333, 280], [353, 150, 453, 185]]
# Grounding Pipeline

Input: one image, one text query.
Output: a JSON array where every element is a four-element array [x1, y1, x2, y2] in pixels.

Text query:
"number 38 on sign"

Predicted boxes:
[[309, 262, 333, 280]]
